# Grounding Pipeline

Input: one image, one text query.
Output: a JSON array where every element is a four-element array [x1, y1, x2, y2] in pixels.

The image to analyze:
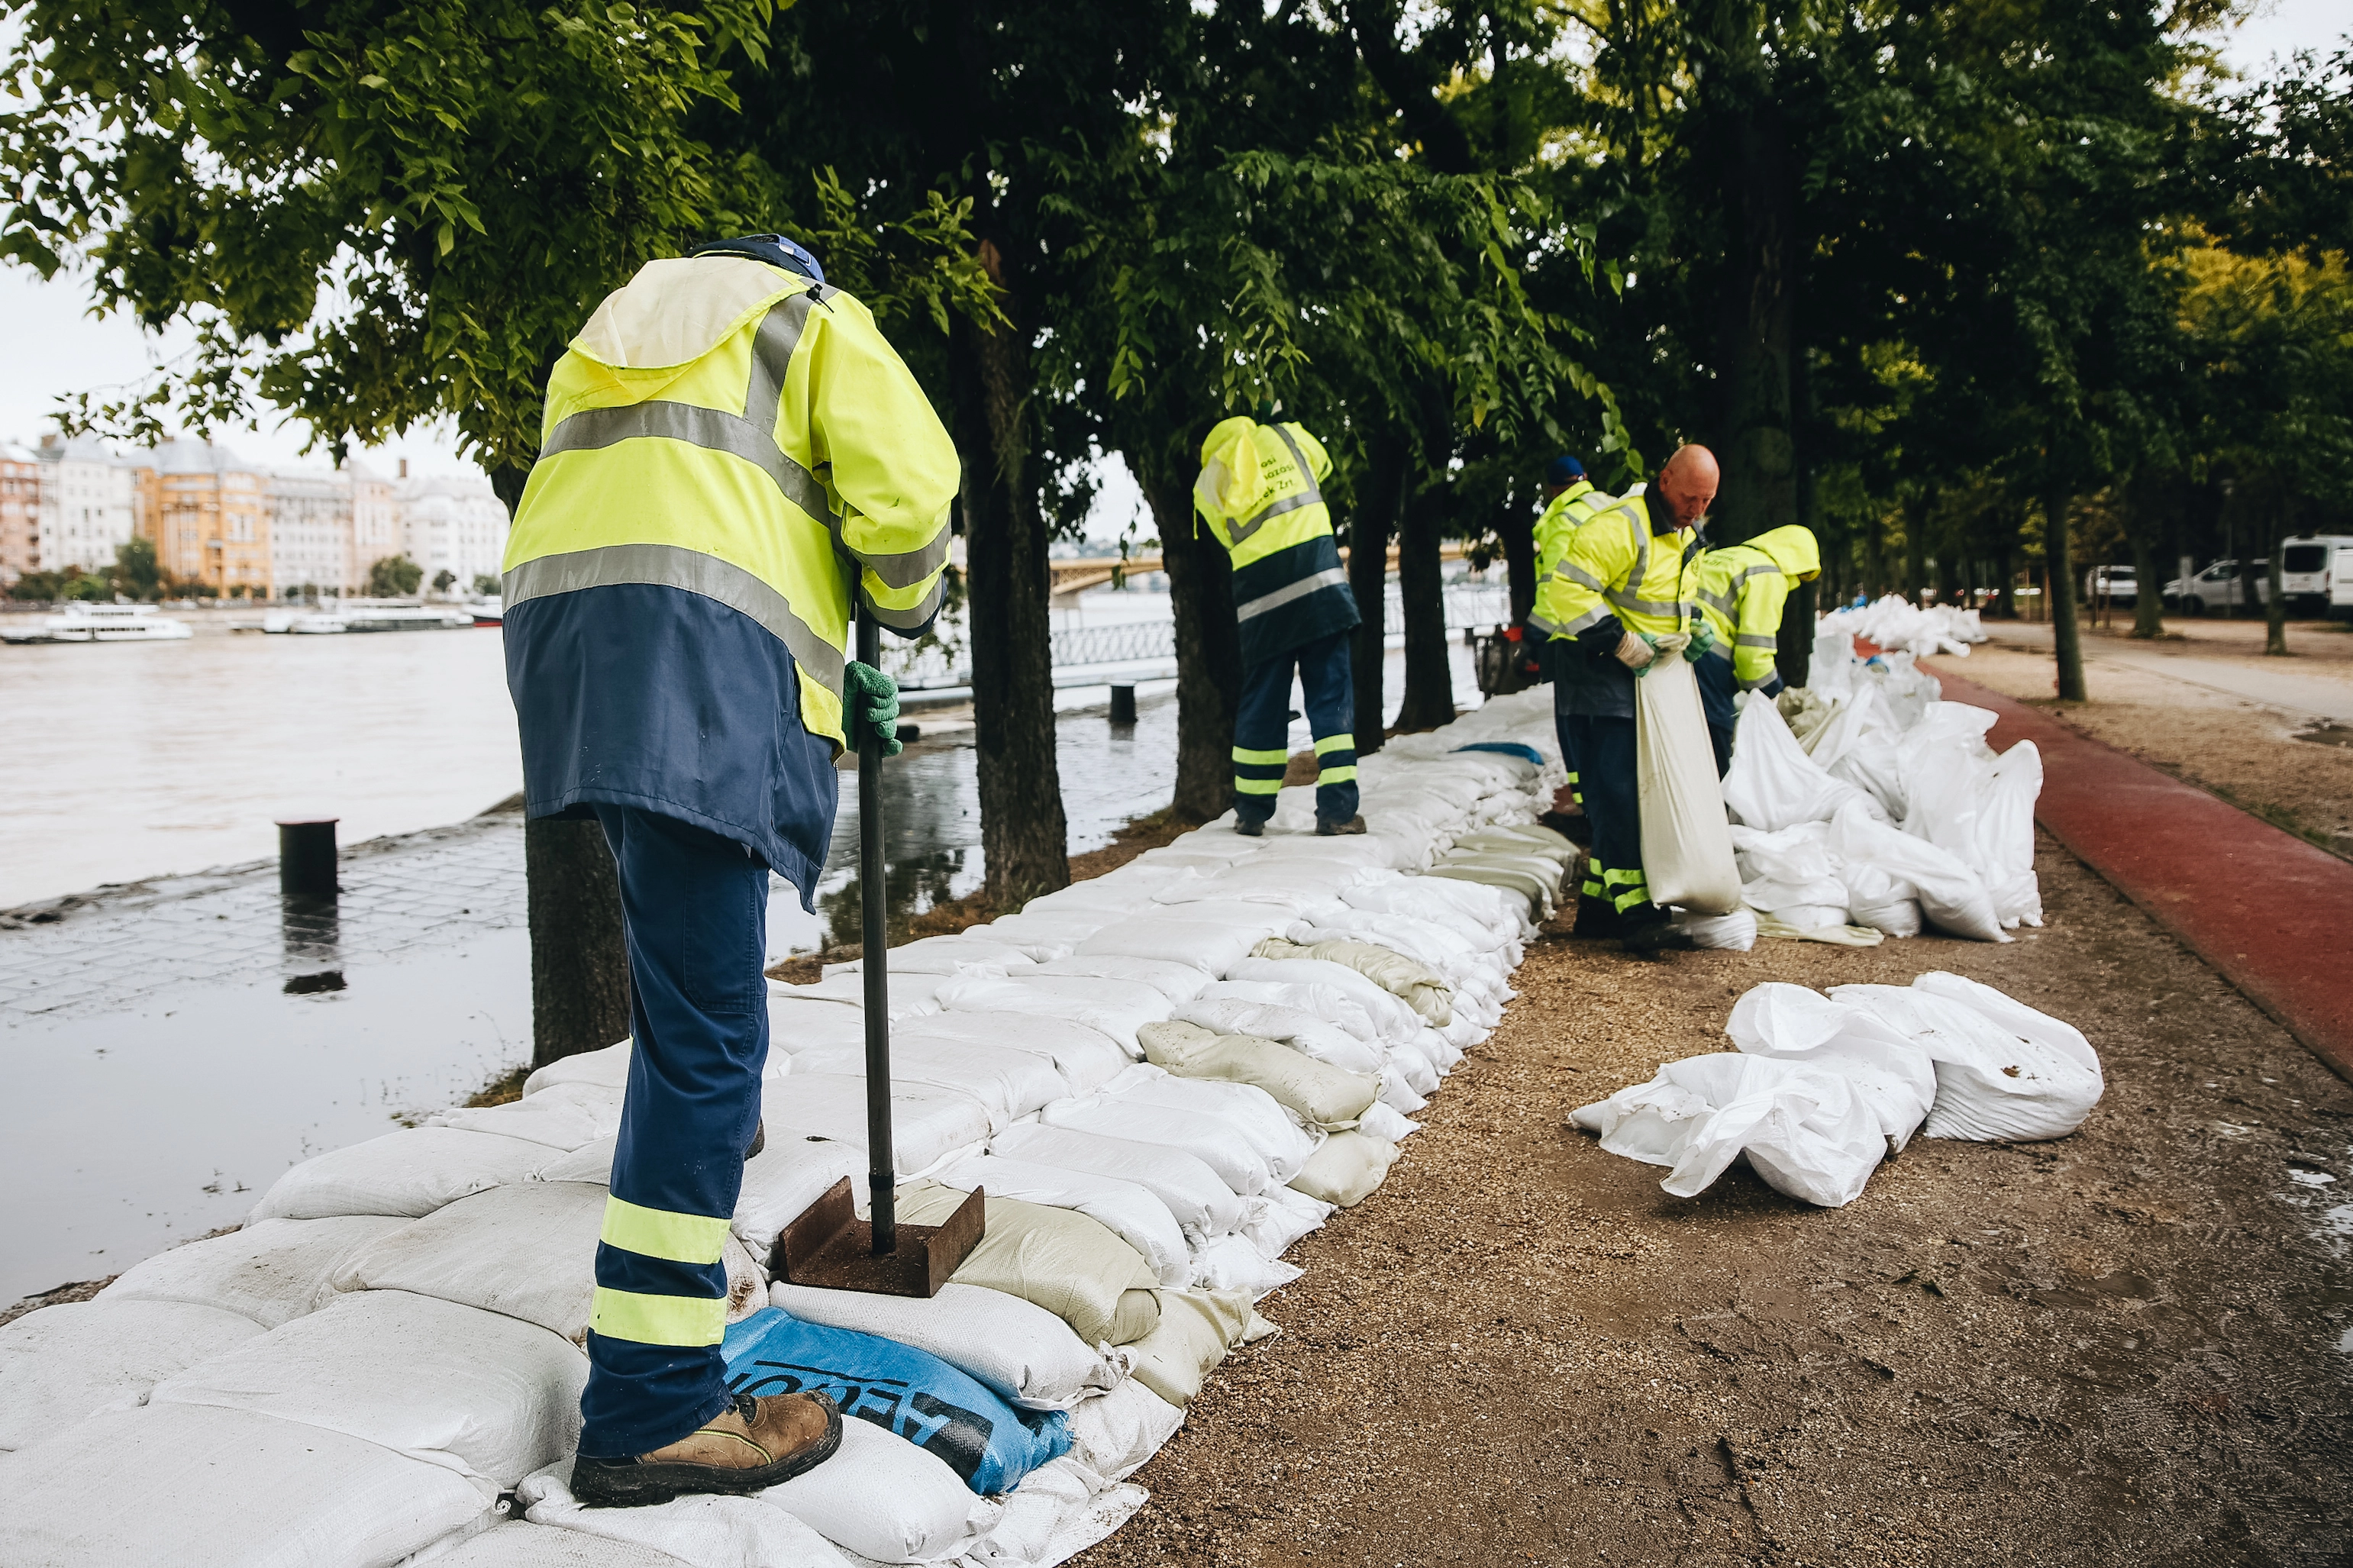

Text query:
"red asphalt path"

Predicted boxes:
[[1922, 660, 2353, 1084]]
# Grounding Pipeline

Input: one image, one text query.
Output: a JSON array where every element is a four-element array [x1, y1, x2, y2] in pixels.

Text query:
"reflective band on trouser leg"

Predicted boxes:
[[1604, 866, 1651, 913], [601, 1195, 731, 1265], [591, 1284, 727, 1347], [1232, 743, 1289, 798]]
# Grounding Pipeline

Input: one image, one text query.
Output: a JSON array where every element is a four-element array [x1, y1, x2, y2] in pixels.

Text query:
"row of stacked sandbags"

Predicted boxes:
[[0, 689, 1574, 1568]]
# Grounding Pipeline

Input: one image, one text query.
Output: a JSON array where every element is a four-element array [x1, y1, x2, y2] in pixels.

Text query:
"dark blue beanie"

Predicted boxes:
[[1544, 454, 1586, 486]]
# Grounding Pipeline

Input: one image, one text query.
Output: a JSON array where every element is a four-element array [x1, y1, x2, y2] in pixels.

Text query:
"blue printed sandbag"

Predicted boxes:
[[721, 1307, 1071, 1495]]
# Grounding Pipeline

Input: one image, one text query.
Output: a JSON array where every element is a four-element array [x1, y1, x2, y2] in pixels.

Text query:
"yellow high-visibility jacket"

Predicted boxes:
[[1696, 525, 1821, 689], [502, 254, 958, 894], [1526, 478, 1603, 637], [1194, 417, 1360, 664], [1533, 486, 1703, 642]]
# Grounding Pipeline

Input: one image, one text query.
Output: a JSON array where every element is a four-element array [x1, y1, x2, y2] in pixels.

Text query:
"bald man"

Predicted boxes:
[[1529, 445, 1718, 953]]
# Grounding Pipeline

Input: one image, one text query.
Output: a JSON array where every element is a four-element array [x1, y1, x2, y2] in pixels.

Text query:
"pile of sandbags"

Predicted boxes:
[[1570, 971, 2103, 1207], [1821, 595, 1987, 661], [0, 688, 1572, 1568], [1715, 635, 2041, 942]]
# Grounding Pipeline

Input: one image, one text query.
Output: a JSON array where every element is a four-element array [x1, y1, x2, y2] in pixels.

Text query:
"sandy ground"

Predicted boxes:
[[1080, 834, 2353, 1567], [1935, 630, 2353, 856]]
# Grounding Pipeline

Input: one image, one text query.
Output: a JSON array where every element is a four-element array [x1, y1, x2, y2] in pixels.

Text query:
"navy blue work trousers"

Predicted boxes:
[[1693, 651, 1737, 778], [576, 803, 773, 1459], [1557, 714, 1648, 911], [1231, 628, 1360, 826]]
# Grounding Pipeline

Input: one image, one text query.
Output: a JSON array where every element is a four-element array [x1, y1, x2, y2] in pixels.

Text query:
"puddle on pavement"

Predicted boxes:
[[2292, 722, 2353, 749]]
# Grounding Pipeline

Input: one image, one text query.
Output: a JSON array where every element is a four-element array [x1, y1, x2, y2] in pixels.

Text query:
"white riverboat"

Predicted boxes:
[[260, 598, 476, 634], [0, 602, 195, 644]]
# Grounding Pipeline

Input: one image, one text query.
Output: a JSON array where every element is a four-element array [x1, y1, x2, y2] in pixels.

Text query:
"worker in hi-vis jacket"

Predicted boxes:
[[1694, 524, 1821, 776], [1532, 444, 1719, 953], [1194, 412, 1367, 837], [502, 234, 957, 1507]]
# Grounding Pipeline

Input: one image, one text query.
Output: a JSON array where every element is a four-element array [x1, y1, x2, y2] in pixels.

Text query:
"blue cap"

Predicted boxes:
[[1544, 454, 1585, 486], [687, 233, 825, 285]]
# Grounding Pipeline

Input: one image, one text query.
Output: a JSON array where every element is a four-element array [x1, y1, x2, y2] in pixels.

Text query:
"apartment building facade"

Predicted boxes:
[[36, 434, 139, 574], [397, 473, 508, 593], [0, 443, 37, 585], [152, 438, 270, 597]]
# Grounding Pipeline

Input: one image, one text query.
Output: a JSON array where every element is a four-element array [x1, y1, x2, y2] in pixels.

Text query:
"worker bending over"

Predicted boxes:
[[1694, 525, 1821, 775], [1196, 412, 1367, 836], [502, 234, 957, 1506], [1534, 444, 1719, 953]]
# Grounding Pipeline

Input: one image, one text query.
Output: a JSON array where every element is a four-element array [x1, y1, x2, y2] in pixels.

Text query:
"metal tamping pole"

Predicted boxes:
[[856, 611, 898, 1255]]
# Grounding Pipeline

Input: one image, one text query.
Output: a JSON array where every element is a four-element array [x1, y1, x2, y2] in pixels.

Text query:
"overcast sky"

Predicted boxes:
[[0, 0, 2343, 489]]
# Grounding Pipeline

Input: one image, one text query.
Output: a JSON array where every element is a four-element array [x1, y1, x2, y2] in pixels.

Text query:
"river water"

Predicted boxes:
[[0, 590, 1486, 1302]]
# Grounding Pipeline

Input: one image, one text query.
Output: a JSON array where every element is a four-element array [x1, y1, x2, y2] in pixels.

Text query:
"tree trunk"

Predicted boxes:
[[2046, 488, 2086, 702], [952, 273, 1069, 910], [1863, 512, 1886, 598], [489, 457, 634, 1067], [1991, 542, 2016, 618], [1393, 477, 1454, 732], [1902, 493, 1928, 600], [1350, 432, 1406, 748], [2127, 523, 2164, 639], [1503, 495, 1538, 624], [1702, 5, 1798, 547], [526, 816, 632, 1068], [2265, 510, 2290, 657], [1138, 453, 1241, 821]]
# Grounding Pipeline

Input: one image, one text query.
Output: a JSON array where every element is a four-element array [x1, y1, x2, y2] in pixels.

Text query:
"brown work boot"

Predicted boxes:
[[572, 1391, 842, 1508], [745, 1119, 765, 1160], [1315, 815, 1368, 836]]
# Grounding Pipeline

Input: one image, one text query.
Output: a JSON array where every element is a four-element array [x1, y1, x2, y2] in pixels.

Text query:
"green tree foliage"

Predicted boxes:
[[368, 553, 424, 596], [107, 534, 162, 599]]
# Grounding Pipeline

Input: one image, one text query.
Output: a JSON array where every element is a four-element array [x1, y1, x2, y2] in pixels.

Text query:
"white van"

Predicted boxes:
[[2333, 546, 2353, 621], [2166, 536, 2353, 615]]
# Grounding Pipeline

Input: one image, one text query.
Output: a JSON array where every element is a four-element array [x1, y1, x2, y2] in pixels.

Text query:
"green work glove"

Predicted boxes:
[[1686, 624, 1717, 663], [845, 661, 902, 757]]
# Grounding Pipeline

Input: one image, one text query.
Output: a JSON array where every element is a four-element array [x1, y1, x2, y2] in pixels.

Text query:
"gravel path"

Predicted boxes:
[[1079, 835, 2353, 1566]]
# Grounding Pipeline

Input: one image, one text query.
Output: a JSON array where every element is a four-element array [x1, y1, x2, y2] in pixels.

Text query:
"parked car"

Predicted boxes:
[[2332, 546, 2353, 622], [2083, 565, 2136, 606], [2165, 537, 2353, 615]]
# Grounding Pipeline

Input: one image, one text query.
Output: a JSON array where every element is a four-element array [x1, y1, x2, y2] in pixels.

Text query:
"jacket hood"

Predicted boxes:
[[1751, 524, 1820, 579], [1197, 417, 1264, 518]]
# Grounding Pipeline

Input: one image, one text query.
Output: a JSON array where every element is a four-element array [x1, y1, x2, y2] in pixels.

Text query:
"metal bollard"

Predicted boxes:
[[276, 818, 340, 899], [1109, 684, 1137, 724]]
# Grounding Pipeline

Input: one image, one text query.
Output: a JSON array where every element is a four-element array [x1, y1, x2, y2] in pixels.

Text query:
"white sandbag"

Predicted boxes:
[[1252, 935, 1453, 1024], [1343, 877, 1523, 946], [827, 934, 1038, 977], [1032, 953, 1214, 1004], [1286, 1131, 1398, 1207], [1377, 1067, 1429, 1115], [1038, 1095, 1270, 1197], [989, 1124, 1247, 1238], [0, 1298, 265, 1453], [1063, 1379, 1183, 1483], [893, 1011, 1132, 1097], [429, 1080, 624, 1151], [1223, 957, 1421, 1042], [1355, 1102, 1422, 1142], [150, 1289, 586, 1486], [1570, 1052, 1887, 1208], [1979, 740, 2045, 928], [973, 909, 1111, 961], [1825, 799, 2006, 943], [771, 1403, 1002, 1553], [518, 1466, 852, 1568], [534, 1131, 858, 1257], [1073, 915, 1270, 976], [892, 1182, 1161, 1349], [1196, 978, 1381, 1046], [0, 1403, 493, 1567], [1243, 1182, 1334, 1258], [1725, 983, 1937, 1151], [99, 1214, 406, 1328], [522, 1040, 633, 1097], [1187, 1234, 1303, 1297], [763, 1074, 995, 1176], [1675, 908, 1758, 950], [1123, 1289, 1263, 1408], [772, 972, 947, 1017], [1097, 1066, 1321, 1185], [970, 1455, 1147, 1568], [767, 1282, 1128, 1413], [1831, 973, 2102, 1141], [789, 1036, 1067, 1133], [1722, 692, 1882, 831], [931, 973, 1170, 1056], [331, 1181, 767, 1342], [424, 1520, 704, 1568], [247, 1126, 553, 1224], [930, 1153, 1190, 1287], [767, 997, 876, 1054], [1170, 997, 1383, 1076]]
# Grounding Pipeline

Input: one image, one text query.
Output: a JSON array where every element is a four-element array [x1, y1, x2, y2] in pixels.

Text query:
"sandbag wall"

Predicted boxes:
[[0, 688, 1573, 1568]]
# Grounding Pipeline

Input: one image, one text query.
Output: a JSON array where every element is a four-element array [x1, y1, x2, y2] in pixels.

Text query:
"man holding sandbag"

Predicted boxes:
[[1532, 444, 1718, 953]]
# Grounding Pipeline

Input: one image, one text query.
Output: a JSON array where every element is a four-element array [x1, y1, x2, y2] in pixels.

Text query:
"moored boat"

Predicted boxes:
[[0, 602, 195, 644]]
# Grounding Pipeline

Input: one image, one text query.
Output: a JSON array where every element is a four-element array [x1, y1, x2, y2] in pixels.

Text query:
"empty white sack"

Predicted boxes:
[[1571, 1052, 1889, 1208]]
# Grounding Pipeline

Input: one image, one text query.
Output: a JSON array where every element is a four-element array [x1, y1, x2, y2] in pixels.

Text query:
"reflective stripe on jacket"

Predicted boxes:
[[1194, 418, 1360, 666], [1532, 486, 1702, 642], [1696, 524, 1820, 688], [502, 254, 958, 892]]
